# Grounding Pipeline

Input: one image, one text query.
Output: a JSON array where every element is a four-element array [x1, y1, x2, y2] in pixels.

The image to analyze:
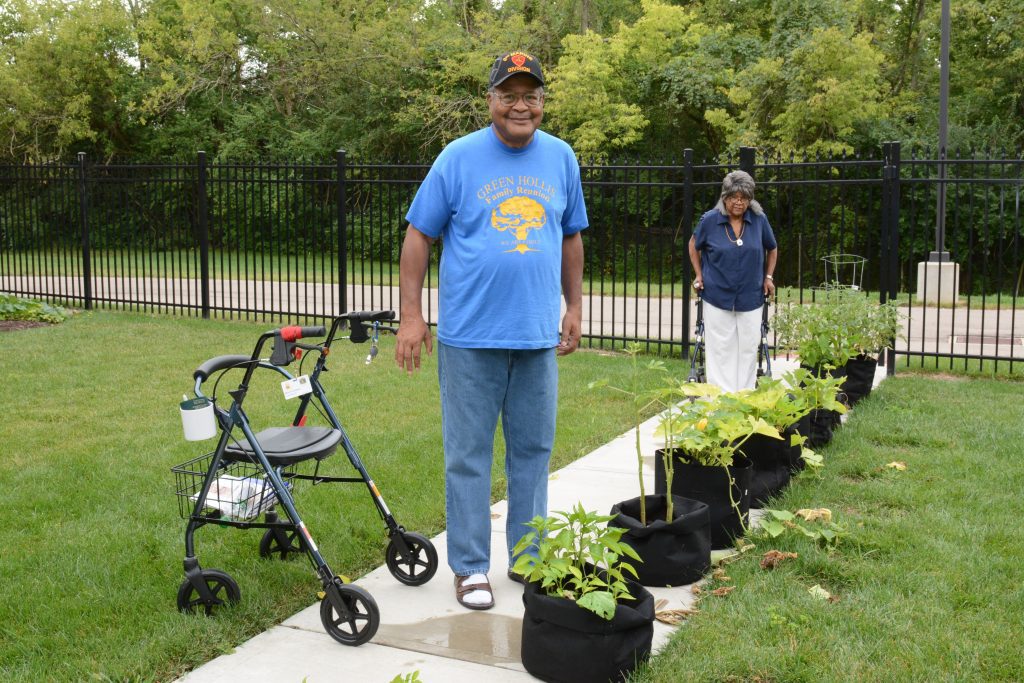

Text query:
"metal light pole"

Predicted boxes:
[[932, 0, 951, 262]]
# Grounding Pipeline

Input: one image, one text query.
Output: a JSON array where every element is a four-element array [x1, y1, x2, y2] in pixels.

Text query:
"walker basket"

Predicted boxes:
[[173, 452, 293, 521]]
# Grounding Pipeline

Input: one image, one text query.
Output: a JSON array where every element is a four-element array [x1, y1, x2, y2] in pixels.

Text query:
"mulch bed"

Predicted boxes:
[[0, 320, 50, 332]]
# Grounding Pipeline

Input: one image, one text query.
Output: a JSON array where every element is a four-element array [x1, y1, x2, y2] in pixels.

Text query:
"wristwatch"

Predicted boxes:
[[766, 274, 774, 280]]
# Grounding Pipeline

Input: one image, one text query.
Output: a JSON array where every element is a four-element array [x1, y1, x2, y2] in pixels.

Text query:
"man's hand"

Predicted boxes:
[[764, 277, 776, 297], [395, 225, 434, 375], [557, 308, 582, 356], [395, 317, 432, 374]]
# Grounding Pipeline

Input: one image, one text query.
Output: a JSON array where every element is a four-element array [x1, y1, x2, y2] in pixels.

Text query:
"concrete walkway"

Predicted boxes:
[[177, 359, 887, 683]]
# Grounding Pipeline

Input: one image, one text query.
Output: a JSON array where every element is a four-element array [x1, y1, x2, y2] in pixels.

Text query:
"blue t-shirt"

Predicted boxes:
[[405, 127, 589, 348], [693, 208, 777, 312]]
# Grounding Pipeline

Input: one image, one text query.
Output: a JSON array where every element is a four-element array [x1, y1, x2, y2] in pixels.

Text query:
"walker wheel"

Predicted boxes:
[[320, 582, 379, 646], [176, 569, 240, 615], [259, 528, 306, 560], [385, 531, 439, 586]]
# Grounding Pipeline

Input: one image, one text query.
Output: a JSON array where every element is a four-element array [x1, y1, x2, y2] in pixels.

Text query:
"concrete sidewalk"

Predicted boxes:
[[178, 360, 887, 683]]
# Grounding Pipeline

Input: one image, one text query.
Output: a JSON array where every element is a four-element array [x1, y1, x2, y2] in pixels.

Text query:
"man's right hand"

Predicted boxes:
[[395, 316, 432, 375], [693, 277, 703, 290]]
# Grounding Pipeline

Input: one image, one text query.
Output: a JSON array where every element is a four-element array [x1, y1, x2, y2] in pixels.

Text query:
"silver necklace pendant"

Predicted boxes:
[[736, 238, 744, 247]]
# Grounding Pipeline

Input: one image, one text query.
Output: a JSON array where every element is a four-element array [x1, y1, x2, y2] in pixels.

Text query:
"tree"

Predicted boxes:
[[705, 25, 886, 156], [0, 0, 138, 161]]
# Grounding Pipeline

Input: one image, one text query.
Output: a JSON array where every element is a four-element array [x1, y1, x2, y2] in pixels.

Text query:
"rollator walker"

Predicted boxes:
[[173, 310, 437, 646], [687, 293, 772, 383]]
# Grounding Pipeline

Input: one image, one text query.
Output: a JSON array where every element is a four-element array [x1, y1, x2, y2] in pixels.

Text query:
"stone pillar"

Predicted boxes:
[[915, 260, 959, 304]]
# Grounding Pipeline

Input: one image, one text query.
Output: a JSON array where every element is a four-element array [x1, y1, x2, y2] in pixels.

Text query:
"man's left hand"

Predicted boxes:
[[557, 309, 582, 356]]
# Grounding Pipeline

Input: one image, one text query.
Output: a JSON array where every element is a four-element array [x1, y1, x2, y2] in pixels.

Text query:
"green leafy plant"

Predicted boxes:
[[0, 293, 71, 324], [656, 383, 782, 536], [588, 342, 670, 524], [784, 367, 849, 417], [773, 288, 903, 367], [756, 508, 847, 547], [657, 382, 782, 469], [389, 671, 423, 683], [719, 369, 844, 472], [511, 504, 642, 621]]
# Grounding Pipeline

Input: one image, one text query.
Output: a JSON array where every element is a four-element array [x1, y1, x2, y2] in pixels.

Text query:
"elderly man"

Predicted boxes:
[[395, 51, 588, 610]]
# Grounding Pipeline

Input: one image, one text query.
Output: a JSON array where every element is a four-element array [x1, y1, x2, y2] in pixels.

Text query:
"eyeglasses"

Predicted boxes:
[[725, 195, 751, 205], [491, 91, 544, 107]]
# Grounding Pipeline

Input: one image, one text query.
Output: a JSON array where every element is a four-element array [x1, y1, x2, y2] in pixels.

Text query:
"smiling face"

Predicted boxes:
[[487, 73, 544, 148]]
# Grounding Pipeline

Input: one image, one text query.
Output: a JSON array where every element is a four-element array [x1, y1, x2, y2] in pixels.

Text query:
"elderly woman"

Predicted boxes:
[[688, 170, 778, 392]]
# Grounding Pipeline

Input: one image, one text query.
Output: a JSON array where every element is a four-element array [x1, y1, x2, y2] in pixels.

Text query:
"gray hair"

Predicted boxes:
[[714, 170, 764, 215]]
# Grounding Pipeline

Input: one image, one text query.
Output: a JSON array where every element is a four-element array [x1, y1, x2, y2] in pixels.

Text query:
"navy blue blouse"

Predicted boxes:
[[693, 208, 777, 312]]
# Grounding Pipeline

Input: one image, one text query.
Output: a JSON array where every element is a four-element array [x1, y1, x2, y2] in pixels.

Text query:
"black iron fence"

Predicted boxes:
[[2, 146, 1022, 372]]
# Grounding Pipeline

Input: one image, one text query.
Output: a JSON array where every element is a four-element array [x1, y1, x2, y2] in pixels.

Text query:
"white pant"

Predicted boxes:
[[703, 302, 762, 393]]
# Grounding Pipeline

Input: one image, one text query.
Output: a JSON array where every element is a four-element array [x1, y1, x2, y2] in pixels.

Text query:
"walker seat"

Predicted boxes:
[[225, 426, 341, 465]]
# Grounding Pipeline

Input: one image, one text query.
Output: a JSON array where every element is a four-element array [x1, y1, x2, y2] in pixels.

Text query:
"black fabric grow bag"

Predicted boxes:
[[795, 408, 841, 449], [736, 432, 791, 508], [783, 424, 805, 473], [654, 450, 752, 550], [843, 354, 878, 405], [608, 494, 711, 586], [520, 571, 654, 683]]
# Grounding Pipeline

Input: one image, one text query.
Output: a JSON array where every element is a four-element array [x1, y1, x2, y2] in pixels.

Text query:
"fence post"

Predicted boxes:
[[196, 151, 210, 319], [881, 141, 901, 376], [880, 142, 892, 302], [682, 148, 694, 357], [739, 147, 756, 177], [76, 152, 92, 310], [337, 149, 348, 315]]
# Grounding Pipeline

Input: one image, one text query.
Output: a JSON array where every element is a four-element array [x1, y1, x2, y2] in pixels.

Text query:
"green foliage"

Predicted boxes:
[[588, 341, 670, 524], [388, 671, 423, 683], [707, 25, 885, 156], [637, 376, 1024, 682], [1, 0, 1022, 161], [656, 382, 782, 469], [0, 293, 70, 323], [756, 508, 848, 548], [511, 504, 642, 621], [774, 289, 903, 367]]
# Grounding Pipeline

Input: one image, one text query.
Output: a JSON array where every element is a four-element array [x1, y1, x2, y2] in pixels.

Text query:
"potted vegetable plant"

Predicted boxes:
[[728, 369, 840, 506], [726, 380, 801, 508], [774, 288, 902, 406], [591, 344, 711, 587], [788, 366, 848, 449], [654, 382, 781, 549], [772, 290, 856, 377], [838, 292, 902, 404], [511, 505, 655, 683]]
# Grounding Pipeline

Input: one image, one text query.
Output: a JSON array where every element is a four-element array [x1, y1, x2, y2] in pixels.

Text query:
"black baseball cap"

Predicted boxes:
[[489, 51, 545, 88]]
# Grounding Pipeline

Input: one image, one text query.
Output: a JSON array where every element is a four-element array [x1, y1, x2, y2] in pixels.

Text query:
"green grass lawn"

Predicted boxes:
[[636, 374, 1024, 682], [3, 312, 1023, 681], [0, 311, 684, 681]]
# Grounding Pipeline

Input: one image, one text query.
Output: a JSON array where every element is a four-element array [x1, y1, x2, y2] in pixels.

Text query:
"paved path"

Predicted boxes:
[[175, 359, 888, 683], [3, 275, 1022, 362]]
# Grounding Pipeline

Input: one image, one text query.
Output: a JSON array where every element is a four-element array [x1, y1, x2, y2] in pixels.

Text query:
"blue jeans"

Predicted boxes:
[[437, 343, 557, 576]]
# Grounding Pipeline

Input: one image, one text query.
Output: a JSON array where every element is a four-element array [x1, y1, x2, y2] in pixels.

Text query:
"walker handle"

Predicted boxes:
[[193, 355, 252, 382], [280, 326, 326, 342]]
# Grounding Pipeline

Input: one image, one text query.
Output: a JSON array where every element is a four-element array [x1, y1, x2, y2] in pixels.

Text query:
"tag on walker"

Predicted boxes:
[[281, 375, 313, 400]]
